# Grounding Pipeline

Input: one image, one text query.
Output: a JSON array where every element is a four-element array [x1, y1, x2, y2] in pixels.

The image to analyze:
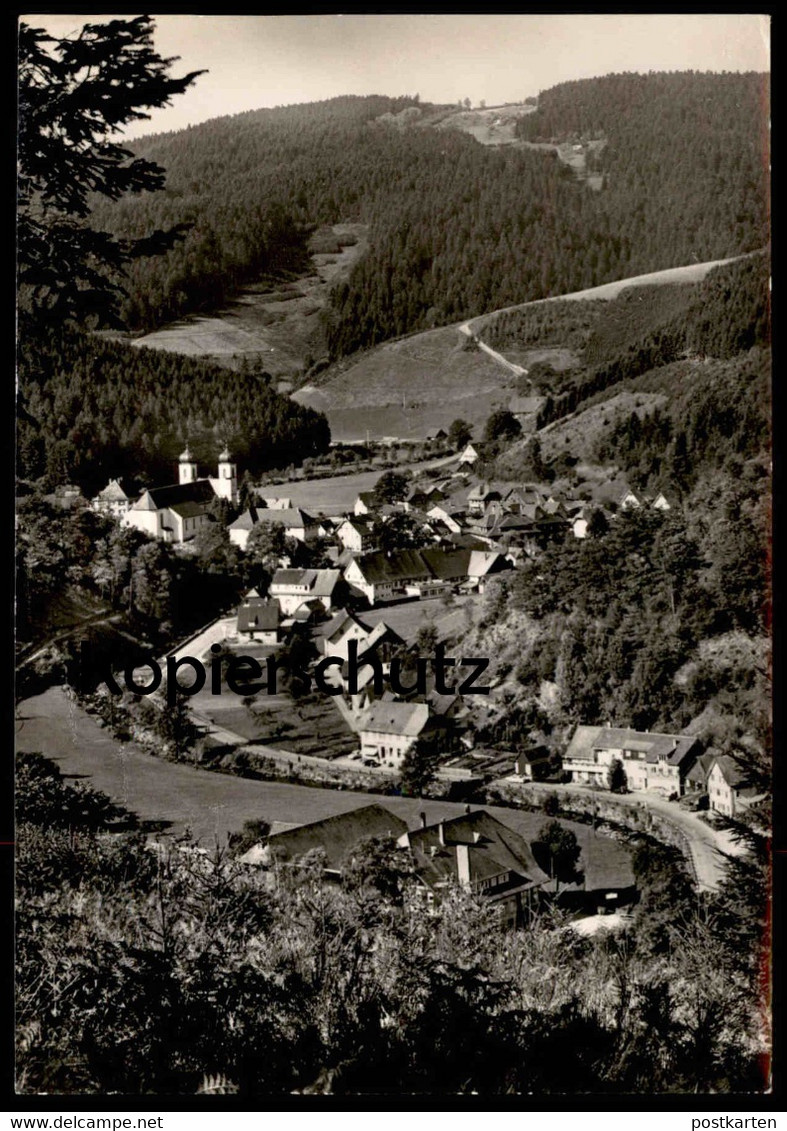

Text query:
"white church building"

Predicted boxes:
[[122, 447, 238, 544]]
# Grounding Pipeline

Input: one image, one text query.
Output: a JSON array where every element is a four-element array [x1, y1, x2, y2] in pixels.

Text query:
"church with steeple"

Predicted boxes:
[[122, 447, 238, 544]]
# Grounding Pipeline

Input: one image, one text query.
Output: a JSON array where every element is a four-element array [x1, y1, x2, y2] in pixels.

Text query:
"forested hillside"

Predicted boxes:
[[516, 71, 769, 265], [17, 331, 331, 491], [486, 251, 770, 420], [90, 74, 768, 358], [470, 253, 771, 788]]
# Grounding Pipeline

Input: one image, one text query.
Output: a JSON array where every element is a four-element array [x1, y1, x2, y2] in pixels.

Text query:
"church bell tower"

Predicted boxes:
[[179, 446, 198, 485], [216, 447, 238, 504]]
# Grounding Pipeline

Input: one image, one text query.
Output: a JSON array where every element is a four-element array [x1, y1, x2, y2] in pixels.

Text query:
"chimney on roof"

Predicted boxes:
[[465, 804, 471, 814], [673, 738, 678, 749], [456, 843, 471, 887], [420, 811, 427, 829], [438, 820, 446, 846]]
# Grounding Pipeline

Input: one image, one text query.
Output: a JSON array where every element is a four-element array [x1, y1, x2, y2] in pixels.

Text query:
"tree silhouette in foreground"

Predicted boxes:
[[18, 16, 205, 329]]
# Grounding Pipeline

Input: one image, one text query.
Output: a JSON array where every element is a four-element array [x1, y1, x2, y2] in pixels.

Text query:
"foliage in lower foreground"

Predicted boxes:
[[15, 753, 769, 1096]]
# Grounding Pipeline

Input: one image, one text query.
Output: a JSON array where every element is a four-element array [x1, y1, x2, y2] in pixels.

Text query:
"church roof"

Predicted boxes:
[[179, 447, 194, 462], [132, 480, 215, 512], [218, 447, 232, 462]]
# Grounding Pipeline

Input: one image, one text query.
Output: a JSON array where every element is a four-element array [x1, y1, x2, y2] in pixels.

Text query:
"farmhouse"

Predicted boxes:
[[397, 810, 549, 928], [123, 448, 238, 544], [240, 804, 409, 876], [343, 546, 509, 604], [562, 724, 700, 795]]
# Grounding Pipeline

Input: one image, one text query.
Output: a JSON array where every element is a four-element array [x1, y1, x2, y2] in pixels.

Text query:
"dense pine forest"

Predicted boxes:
[[88, 73, 769, 357], [16, 331, 331, 491], [517, 72, 768, 264]]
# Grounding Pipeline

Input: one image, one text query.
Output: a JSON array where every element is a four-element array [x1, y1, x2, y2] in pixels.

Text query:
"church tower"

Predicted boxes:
[[214, 447, 238, 503], [179, 446, 198, 485]]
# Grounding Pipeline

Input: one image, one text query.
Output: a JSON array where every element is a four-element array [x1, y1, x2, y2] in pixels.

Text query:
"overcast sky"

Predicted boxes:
[[20, 13, 770, 139]]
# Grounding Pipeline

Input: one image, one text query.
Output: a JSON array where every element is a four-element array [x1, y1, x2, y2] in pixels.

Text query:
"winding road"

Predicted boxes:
[[493, 779, 742, 893]]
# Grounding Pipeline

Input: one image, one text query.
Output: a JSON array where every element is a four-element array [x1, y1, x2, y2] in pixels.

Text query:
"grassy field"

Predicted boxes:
[[272, 459, 449, 514], [130, 223, 368, 379], [294, 257, 741, 443], [292, 323, 515, 441], [192, 685, 358, 759]]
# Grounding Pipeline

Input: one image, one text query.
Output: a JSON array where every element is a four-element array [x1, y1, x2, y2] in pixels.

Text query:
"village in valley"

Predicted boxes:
[[14, 15, 771, 1096], [55, 415, 756, 927]]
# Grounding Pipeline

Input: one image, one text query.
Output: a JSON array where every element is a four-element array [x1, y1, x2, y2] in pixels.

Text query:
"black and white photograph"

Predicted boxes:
[[14, 12, 772, 1101]]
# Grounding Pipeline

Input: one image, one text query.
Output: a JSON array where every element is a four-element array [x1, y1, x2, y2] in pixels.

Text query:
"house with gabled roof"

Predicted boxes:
[[236, 595, 281, 644], [467, 481, 504, 516], [354, 491, 378, 516], [314, 609, 372, 660], [359, 700, 432, 767], [457, 441, 494, 467], [91, 478, 132, 519], [706, 754, 763, 817], [339, 623, 407, 711], [397, 809, 549, 928], [336, 516, 378, 554], [269, 568, 341, 615]]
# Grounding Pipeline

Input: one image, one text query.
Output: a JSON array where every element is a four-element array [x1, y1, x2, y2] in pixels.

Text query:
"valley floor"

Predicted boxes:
[[16, 686, 634, 892]]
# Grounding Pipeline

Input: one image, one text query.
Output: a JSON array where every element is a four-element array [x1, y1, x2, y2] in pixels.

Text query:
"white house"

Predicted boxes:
[[269, 568, 341, 615], [91, 478, 132, 519], [229, 506, 321, 551], [562, 725, 700, 795], [335, 517, 377, 554], [359, 701, 431, 768], [315, 609, 373, 661], [706, 754, 760, 817]]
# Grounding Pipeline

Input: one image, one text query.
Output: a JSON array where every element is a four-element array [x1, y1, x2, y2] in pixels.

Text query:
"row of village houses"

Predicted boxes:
[[87, 448, 757, 815], [92, 447, 673, 567], [235, 580, 758, 818]]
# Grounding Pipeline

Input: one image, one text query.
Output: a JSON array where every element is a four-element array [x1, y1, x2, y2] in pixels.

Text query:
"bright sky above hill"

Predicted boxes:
[[21, 13, 770, 139]]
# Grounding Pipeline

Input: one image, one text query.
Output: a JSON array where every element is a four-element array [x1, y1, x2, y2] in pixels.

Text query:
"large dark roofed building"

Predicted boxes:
[[239, 804, 409, 875]]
